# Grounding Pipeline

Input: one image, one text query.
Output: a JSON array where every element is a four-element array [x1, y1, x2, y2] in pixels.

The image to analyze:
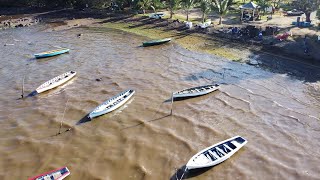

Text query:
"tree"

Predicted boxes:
[[199, 0, 211, 23], [257, 0, 271, 15], [137, 0, 153, 14], [168, 0, 180, 18], [294, 0, 320, 22], [181, 0, 195, 21], [271, 0, 282, 9], [211, 0, 233, 25]]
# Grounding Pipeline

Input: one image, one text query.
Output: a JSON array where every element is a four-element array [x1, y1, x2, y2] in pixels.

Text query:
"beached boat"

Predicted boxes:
[[173, 84, 219, 98], [88, 89, 135, 119], [34, 48, 70, 58], [28, 166, 70, 180], [35, 71, 76, 93], [142, 38, 171, 47], [186, 136, 247, 170]]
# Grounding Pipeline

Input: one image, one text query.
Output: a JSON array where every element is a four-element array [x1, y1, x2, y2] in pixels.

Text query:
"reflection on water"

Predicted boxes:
[[0, 26, 319, 180]]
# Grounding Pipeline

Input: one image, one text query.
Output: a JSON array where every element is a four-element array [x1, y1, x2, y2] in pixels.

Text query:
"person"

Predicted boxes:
[[304, 36, 309, 54], [258, 31, 263, 41]]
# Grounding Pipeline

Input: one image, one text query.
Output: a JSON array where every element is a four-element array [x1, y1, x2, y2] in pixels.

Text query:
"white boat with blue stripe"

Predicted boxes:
[[34, 48, 70, 58], [186, 136, 247, 170], [88, 89, 135, 119], [173, 84, 219, 99], [36, 71, 76, 94]]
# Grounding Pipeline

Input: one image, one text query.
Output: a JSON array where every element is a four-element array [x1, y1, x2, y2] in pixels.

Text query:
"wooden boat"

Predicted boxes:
[[173, 84, 219, 99], [34, 48, 70, 58], [36, 71, 76, 93], [28, 166, 70, 180], [186, 136, 247, 170], [88, 89, 135, 119], [142, 38, 171, 47]]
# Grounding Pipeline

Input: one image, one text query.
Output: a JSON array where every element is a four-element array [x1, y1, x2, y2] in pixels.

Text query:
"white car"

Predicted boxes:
[[149, 13, 165, 19], [286, 9, 304, 16]]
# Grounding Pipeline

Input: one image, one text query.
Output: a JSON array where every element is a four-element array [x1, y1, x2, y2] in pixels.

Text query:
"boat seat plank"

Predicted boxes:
[[218, 144, 231, 153], [208, 150, 219, 160], [225, 142, 237, 149]]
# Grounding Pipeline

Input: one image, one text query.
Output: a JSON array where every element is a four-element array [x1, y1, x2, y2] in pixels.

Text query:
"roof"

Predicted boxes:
[[240, 1, 259, 9]]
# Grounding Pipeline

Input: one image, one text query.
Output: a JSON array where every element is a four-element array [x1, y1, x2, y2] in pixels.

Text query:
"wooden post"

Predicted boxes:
[[21, 75, 25, 99], [170, 92, 174, 115], [58, 99, 69, 135]]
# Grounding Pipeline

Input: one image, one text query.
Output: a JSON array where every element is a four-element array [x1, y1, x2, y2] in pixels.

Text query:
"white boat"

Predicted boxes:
[[173, 84, 219, 98], [28, 166, 70, 180], [35, 71, 76, 93], [186, 136, 247, 170], [88, 89, 135, 119]]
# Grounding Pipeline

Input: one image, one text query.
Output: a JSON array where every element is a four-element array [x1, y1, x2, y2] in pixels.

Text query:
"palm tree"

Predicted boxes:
[[168, 0, 181, 18], [138, 0, 149, 14], [138, 0, 155, 14], [200, 0, 212, 23], [211, 0, 233, 25], [181, 0, 196, 21]]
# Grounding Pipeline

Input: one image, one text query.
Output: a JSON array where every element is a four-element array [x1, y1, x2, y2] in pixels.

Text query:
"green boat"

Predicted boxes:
[[142, 38, 171, 47]]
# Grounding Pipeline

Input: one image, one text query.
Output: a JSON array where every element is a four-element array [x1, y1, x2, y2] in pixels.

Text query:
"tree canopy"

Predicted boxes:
[[293, 0, 320, 22]]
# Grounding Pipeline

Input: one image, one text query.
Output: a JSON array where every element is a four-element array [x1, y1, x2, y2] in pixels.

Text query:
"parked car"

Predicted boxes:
[[149, 12, 165, 19], [286, 9, 304, 16]]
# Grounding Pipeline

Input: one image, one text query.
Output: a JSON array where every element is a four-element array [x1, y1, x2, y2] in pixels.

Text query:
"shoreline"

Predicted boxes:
[[1, 8, 320, 70]]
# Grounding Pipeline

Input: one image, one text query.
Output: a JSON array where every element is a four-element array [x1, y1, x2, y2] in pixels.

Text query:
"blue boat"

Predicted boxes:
[[34, 48, 70, 59], [88, 89, 135, 119]]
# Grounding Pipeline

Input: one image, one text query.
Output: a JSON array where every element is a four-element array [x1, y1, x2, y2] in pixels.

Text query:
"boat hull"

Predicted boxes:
[[89, 90, 135, 119], [173, 84, 219, 98], [186, 136, 247, 170], [35, 48, 70, 59], [28, 166, 70, 180], [36, 71, 76, 94], [142, 38, 171, 47]]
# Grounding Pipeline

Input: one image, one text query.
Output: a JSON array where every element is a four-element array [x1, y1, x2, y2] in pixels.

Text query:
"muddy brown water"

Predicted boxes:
[[0, 26, 320, 180]]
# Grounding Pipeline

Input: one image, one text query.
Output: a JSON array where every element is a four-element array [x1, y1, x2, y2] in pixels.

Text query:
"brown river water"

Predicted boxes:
[[0, 25, 320, 180]]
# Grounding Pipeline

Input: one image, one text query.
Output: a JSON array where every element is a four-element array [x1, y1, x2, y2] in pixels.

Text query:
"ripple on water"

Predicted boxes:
[[0, 27, 320, 180]]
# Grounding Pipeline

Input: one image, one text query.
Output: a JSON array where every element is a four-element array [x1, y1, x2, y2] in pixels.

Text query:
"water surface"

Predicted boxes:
[[0, 26, 319, 180]]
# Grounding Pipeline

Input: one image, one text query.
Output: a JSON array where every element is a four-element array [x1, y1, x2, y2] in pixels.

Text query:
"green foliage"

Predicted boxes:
[[168, 0, 181, 18], [257, 0, 271, 15], [181, 0, 196, 20], [293, 0, 320, 12], [211, 0, 234, 24], [200, 0, 211, 22], [293, 0, 320, 22], [317, 8, 320, 19]]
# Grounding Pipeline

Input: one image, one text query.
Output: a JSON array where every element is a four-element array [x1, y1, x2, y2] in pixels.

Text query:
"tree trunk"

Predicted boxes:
[[202, 12, 205, 23], [305, 12, 311, 22], [143, 9, 145, 14], [219, 16, 222, 25], [170, 9, 173, 19], [151, 5, 156, 13], [186, 9, 189, 21]]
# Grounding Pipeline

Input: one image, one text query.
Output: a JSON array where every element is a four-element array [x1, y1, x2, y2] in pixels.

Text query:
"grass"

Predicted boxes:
[[101, 17, 241, 61]]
